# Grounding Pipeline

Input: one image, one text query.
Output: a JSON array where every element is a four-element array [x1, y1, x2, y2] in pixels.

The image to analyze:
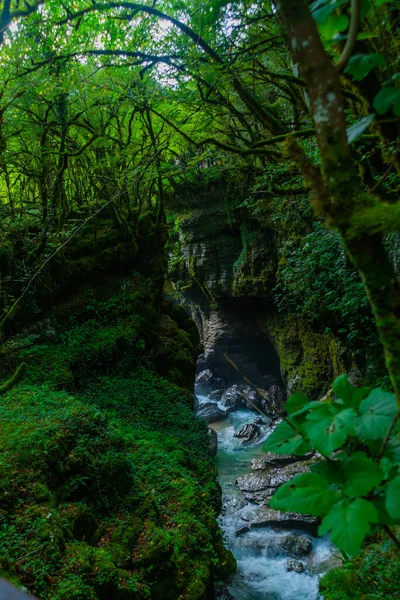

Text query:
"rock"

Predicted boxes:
[[216, 586, 235, 600], [234, 423, 261, 443], [208, 427, 218, 457], [286, 559, 305, 573], [236, 461, 310, 504], [221, 496, 247, 517], [208, 389, 224, 401], [253, 417, 264, 425], [235, 526, 250, 536], [195, 369, 215, 394], [251, 452, 314, 470], [240, 385, 260, 409], [287, 375, 301, 396], [250, 507, 318, 534], [196, 401, 228, 423], [257, 384, 284, 416], [221, 384, 244, 409], [281, 534, 312, 557], [196, 354, 209, 373]]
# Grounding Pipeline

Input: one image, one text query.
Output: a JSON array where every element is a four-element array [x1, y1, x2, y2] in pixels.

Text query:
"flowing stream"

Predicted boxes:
[[197, 396, 338, 600]]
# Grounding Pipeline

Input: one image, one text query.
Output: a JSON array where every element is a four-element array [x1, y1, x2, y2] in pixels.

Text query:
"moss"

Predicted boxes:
[[319, 531, 400, 600], [267, 314, 349, 398]]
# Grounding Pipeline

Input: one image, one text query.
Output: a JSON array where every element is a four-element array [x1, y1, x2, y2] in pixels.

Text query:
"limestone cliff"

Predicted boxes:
[[167, 178, 367, 399]]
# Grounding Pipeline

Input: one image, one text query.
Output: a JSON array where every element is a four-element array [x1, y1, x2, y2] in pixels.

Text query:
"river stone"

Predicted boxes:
[[236, 461, 310, 503], [240, 385, 260, 409], [196, 401, 228, 423], [281, 534, 312, 557], [221, 496, 247, 517], [250, 507, 318, 534], [195, 369, 225, 394], [235, 526, 250, 536], [208, 427, 218, 456], [257, 384, 284, 416], [209, 389, 225, 400], [221, 384, 245, 409], [251, 452, 314, 470], [286, 559, 305, 573], [234, 423, 261, 443]]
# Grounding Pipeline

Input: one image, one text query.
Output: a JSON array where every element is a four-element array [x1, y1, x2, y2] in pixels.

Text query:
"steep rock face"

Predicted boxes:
[[168, 178, 352, 399]]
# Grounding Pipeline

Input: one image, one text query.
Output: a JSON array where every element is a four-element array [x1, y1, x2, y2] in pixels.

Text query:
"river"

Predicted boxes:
[[196, 396, 338, 600]]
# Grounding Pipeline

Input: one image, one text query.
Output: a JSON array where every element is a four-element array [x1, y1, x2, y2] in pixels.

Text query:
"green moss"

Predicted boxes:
[[319, 531, 400, 600], [267, 314, 348, 398]]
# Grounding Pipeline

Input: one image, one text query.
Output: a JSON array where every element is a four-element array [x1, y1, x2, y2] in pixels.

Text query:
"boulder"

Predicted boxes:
[[236, 461, 310, 504], [240, 385, 260, 409], [235, 526, 250, 537], [208, 389, 225, 401], [196, 401, 228, 423], [208, 427, 218, 457], [257, 384, 284, 416], [286, 559, 305, 573], [250, 507, 318, 535], [251, 452, 314, 470], [281, 534, 312, 557], [195, 369, 225, 394], [233, 423, 261, 444], [220, 384, 244, 409]]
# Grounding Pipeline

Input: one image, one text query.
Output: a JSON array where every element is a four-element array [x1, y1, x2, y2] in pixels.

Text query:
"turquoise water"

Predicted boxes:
[[208, 406, 336, 600]]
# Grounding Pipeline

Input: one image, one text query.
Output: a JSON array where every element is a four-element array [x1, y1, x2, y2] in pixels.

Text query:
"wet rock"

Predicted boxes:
[[196, 401, 228, 423], [196, 354, 209, 373], [236, 462, 310, 503], [240, 385, 260, 409], [208, 427, 218, 457], [253, 417, 264, 425], [215, 586, 235, 600], [234, 423, 261, 444], [250, 507, 318, 535], [251, 452, 314, 470], [195, 369, 225, 394], [235, 526, 250, 537], [286, 559, 305, 573], [257, 384, 284, 416], [221, 496, 247, 517], [281, 534, 312, 557], [221, 384, 245, 409], [209, 389, 225, 401]]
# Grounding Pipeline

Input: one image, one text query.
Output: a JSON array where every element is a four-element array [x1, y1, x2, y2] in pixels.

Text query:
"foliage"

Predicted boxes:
[[264, 375, 400, 556], [319, 530, 400, 599], [274, 223, 377, 344]]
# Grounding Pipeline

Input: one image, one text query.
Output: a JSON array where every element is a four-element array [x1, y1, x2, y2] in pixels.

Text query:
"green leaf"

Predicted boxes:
[[264, 420, 310, 455], [346, 115, 375, 144], [386, 475, 400, 519], [372, 496, 400, 525], [311, 459, 345, 484], [312, 0, 348, 24], [269, 472, 337, 517], [303, 406, 356, 456], [345, 54, 385, 81], [342, 452, 383, 497], [357, 388, 397, 440], [284, 392, 311, 414], [318, 15, 349, 40], [373, 88, 400, 117], [319, 499, 378, 554]]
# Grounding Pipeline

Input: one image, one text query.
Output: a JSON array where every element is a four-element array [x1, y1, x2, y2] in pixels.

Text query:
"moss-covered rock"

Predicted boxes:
[[266, 314, 350, 398], [319, 531, 400, 600]]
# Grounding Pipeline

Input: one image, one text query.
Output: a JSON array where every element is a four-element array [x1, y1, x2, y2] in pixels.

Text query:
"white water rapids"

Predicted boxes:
[[196, 399, 340, 600]]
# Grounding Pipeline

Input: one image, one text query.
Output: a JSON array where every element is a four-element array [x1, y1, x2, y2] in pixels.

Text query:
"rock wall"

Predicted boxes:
[[167, 178, 355, 400]]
